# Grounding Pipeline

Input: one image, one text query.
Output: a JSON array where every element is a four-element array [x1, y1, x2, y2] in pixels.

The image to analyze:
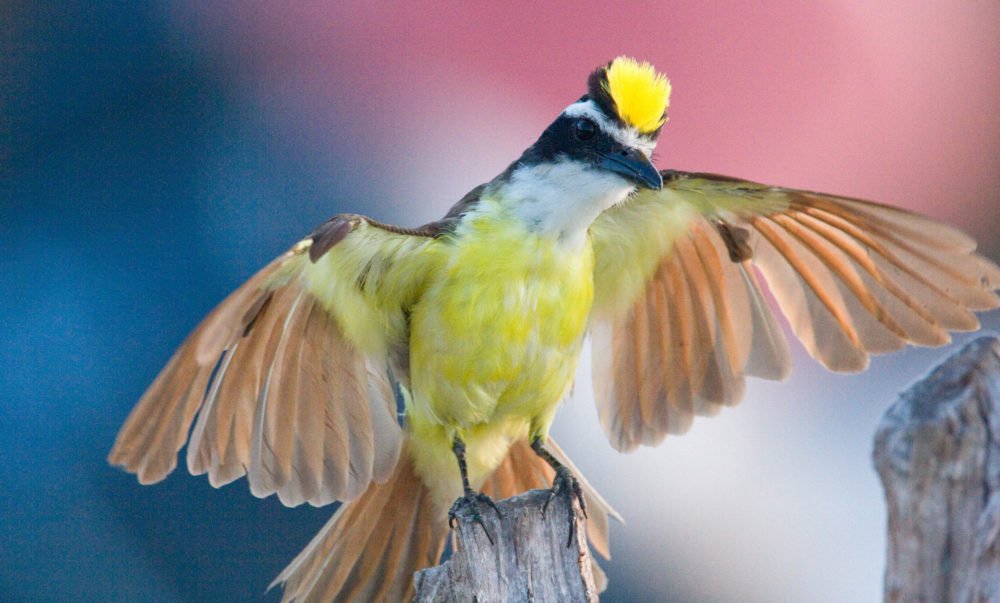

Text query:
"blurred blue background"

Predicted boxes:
[[3, 2, 999, 601]]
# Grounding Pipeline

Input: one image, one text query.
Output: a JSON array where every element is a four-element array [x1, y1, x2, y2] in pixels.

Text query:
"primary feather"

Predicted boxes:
[[589, 170, 1000, 451], [108, 216, 432, 505]]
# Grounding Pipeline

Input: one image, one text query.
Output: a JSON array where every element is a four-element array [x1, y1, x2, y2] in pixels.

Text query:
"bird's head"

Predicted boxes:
[[493, 57, 670, 242], [576, 55, 671, 190], [514, 57, 669, 189]]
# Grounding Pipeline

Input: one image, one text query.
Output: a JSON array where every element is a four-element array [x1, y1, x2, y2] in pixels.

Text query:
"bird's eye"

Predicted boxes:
[[573, 118, 596, 140]]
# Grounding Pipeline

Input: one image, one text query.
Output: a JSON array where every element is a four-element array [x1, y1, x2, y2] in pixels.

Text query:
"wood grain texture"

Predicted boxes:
[[874, 335, 1000, 602], [413, 489, 599, 603]]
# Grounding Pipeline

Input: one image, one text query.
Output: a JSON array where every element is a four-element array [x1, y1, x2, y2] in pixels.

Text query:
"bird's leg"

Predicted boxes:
[[447, 436, 500, 544], [531, 436, 588, 547]]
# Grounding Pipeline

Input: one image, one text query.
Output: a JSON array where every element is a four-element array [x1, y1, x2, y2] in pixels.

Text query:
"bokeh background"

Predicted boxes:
[[4, 2, 1000, 601]]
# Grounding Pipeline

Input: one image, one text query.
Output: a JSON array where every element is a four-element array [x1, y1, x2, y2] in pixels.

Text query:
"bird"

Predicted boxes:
[[109, 56, 1000, 601]]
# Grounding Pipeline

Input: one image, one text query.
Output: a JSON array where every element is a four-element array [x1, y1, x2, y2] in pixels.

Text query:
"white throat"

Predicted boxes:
[[495, 158, 635, 248]]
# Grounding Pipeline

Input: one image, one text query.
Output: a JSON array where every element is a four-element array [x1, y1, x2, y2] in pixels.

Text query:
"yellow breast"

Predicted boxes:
[[409, 203, 594, 431]]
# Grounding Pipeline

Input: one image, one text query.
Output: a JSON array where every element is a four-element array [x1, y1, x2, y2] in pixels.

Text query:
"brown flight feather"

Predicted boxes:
[[590, 170, 1000, 451], [110, 216, 413, 507]]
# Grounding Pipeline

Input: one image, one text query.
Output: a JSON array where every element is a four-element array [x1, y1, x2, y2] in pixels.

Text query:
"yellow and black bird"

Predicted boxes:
[[109, 57, 999, 600]]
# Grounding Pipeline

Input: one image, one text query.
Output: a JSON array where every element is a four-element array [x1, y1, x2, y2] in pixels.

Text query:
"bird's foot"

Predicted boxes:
[[448, 489, 500, 545], [544, 466, 588, 547]]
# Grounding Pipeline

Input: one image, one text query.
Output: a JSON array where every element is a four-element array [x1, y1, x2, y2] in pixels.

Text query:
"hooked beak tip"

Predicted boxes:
[[598, 148, 661, 191]]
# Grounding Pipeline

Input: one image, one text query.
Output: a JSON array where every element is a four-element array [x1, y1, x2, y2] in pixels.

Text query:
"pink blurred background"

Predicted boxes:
[[4, 2, 998, 600], [172, 1, 1000, 227]]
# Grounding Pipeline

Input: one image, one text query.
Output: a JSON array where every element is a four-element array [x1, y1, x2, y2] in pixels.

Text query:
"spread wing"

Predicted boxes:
[[108, 214, 437, 507], [590, 170, 1000, 451]]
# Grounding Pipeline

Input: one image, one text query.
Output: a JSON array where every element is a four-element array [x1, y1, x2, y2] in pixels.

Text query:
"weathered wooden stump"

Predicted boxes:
[[874, 335, 1000, 602], [413, 488, 599, 602]]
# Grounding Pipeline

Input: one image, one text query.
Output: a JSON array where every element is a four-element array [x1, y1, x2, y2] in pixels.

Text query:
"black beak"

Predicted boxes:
[[597, 147, 662, 190]]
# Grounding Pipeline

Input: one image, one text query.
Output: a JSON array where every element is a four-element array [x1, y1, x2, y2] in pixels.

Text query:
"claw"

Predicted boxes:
[[448, 490, 501, 545], [544, 466, 588, 547]]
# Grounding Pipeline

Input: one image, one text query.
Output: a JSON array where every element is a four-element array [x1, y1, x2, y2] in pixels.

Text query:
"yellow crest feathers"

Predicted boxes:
[[602, 57, 671, 134]]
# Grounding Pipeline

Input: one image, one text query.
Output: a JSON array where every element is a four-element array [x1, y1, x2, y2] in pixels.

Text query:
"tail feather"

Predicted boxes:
[[271, 451, 448, 603], [272, 437, 621, 601]]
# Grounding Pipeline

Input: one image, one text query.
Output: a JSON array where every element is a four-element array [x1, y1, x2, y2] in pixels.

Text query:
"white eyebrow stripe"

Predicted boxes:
[[562, 99, 657, 157]]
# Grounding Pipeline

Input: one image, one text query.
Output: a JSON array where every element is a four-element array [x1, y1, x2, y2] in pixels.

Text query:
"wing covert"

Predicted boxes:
[[109, 215, 436, 506], [590, 170, 1000, 451]]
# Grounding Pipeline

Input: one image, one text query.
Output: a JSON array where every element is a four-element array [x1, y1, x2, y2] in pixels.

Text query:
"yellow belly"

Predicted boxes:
[[406, 208, 594, 507]]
